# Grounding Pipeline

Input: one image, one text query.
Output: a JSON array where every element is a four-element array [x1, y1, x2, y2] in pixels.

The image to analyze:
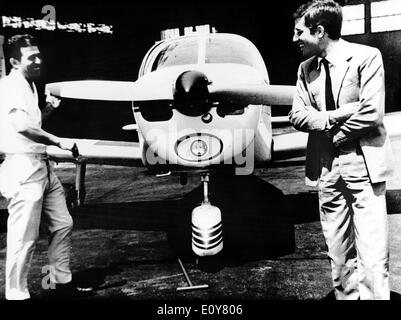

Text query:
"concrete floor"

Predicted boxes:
[[0, 138, 401, 303]]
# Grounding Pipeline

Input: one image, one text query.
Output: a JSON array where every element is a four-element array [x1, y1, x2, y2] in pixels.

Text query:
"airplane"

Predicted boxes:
[[30, 27, 401, 260]]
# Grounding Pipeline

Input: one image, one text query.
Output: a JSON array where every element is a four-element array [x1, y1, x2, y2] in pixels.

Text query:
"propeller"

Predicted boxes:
[[45, 71, 295, 108], [210, 84, 295, 106]]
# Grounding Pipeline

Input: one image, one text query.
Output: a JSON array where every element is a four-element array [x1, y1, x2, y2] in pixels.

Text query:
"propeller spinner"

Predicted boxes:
[[173, 71, 212, 117]]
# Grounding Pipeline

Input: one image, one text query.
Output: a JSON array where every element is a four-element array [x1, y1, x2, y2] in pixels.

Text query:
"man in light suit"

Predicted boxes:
[[289, 0, 395, 300]]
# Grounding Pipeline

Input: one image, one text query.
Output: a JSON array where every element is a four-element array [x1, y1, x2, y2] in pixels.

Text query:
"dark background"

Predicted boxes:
[[1, 0, 400, 141]]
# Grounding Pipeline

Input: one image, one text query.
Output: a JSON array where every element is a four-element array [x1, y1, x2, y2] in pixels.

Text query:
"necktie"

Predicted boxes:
[[322, 58, 336, 111]]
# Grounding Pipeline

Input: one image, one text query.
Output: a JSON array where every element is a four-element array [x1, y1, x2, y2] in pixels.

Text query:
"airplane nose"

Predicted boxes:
[[173, 70, 212, 117]]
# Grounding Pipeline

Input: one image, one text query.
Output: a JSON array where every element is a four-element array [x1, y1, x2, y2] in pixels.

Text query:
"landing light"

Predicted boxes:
[[190, 139, 208, 157]]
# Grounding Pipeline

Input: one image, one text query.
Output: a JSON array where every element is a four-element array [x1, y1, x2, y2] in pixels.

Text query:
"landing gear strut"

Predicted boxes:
[[63, 159, 87, 211], [74, 160, 87, 207]]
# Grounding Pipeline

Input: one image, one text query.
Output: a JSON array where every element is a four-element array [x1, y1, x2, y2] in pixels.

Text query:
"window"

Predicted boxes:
[[205, 38, 260, 68], [152, 39, 198, 71], [371, 0, 401, 33], [342, 4, 365, 35]]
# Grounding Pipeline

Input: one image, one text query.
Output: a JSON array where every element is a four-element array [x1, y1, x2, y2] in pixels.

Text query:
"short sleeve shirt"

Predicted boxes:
[[0, 69, 46, 154]]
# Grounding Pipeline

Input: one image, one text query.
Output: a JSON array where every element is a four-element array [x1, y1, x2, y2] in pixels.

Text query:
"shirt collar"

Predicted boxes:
[[316, 39, 348, 70], [9, 69, 37, 96], [9, 68, 23, 80]]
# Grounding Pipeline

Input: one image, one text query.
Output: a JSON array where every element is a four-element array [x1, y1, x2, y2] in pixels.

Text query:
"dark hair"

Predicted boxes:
[[293, 0, 343, 40], [5, 34, 38, 62]]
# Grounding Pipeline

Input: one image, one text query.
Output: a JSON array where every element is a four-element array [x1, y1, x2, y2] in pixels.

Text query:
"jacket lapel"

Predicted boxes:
[[333, 42, 353, 106], [304, 57, 320, 109]]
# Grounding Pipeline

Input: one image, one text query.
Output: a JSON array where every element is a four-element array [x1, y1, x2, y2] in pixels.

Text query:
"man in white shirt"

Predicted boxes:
[[0, 34, 89, 300]]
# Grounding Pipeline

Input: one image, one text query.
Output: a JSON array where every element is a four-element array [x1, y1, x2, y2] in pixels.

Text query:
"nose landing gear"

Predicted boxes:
[[191, 173, 223, 257]]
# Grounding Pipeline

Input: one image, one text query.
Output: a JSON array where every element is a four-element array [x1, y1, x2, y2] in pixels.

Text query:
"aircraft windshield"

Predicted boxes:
[[150, 36, 262, 71], [152, 39, 198, 70], [205, 38, 259, 68]]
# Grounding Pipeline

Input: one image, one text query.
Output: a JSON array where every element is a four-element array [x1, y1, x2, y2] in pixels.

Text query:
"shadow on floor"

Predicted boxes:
[[34, 262, 128, 299], [167, 172, 296, 263], [2, 172, 400, 273], [62, 173, 301, 270]]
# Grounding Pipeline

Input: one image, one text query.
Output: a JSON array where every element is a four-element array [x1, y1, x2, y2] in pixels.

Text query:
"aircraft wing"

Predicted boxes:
[[271, 112, 401, 163], [383, 111, 401, 139], [272, 128, 307, 161], [46, 138, 143, 166]]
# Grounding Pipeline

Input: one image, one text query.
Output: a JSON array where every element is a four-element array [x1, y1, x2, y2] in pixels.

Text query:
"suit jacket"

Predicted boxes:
[[289, 39, 394, 186]]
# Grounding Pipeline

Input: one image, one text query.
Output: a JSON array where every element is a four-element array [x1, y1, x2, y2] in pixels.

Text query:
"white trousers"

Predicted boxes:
[[318, 144, 389, 300], [0, 156, 73, 300]]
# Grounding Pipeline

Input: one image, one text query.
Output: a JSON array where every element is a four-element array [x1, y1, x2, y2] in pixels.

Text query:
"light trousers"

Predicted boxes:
[[0, 156, 73, 300], [318, 144, 389, 300]]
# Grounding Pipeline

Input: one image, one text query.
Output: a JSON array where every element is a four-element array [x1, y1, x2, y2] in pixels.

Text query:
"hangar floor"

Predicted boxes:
[[1, 138, 401, 303]]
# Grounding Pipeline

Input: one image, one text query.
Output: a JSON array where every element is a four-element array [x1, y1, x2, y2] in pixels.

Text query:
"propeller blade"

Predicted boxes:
[[46, 72, 177, 102], [46, 80, 137, 101], [132, 72, 174, 101], [210, 84, 295, 106]]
